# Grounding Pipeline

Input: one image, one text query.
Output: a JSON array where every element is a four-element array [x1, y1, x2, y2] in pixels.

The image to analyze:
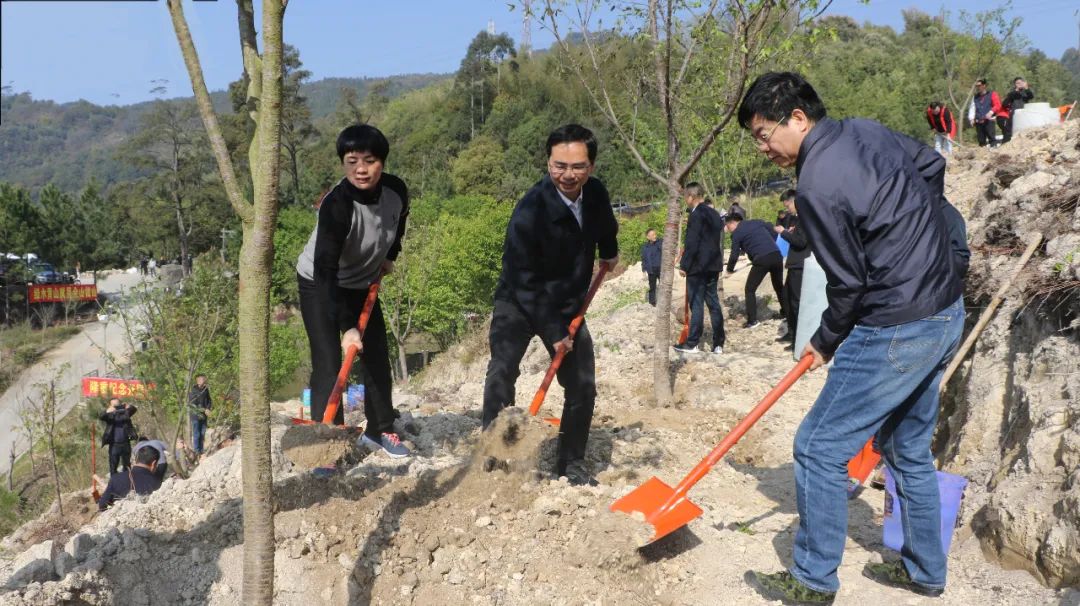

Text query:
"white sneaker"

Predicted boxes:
[[711, 346, 723, 355]]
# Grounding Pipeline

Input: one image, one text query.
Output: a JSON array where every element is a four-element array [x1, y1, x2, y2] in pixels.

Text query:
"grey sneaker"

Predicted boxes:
[[711, 346, 723, 355], [673, 342, 700, 354], [560, 460, 598, 487], [360, 432, 411, 458]]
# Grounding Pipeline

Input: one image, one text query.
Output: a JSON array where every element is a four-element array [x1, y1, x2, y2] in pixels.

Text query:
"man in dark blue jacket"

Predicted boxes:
[[725, 215, 785, 328], [738, 72, 965, 604], [640, 229, 663, 306], [773, 189, 809, 344], [97, 445, 163, 511], [482, 124, 619, 486], [675, 183, 725, 354]]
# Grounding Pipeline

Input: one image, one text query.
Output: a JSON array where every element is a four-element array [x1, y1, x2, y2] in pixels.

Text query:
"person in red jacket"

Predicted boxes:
[[968, 79, 1006, 147], [925, 101, 956, 156]]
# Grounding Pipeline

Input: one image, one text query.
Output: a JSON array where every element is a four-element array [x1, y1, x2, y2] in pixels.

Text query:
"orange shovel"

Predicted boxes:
[[90, 425, 101, 501], [611, 354, 814, 544], [528, 265, 610, 426], [846, 438, 880, 495], [291, 273, 383, 426]]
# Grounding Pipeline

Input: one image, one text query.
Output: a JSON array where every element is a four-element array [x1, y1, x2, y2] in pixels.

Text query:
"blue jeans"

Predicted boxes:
[[789, 297, 964, 592], [685, 272, 724, 348], [191, 416, 207, 454]]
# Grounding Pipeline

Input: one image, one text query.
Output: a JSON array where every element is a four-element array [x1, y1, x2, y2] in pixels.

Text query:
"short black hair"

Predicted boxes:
[[928, 101, 941, 109], [645, 228, 657, 235], [780, 189, 797, 202], [545, 124, 597, 163], [975, 78, 988, 86], [738, 72, 827, 130], [1013, 76, 1023, 84], [725, 214, 743, 223], [136, 446, 159, 466], [336, 124, 390, 162], [684, 182, 706, 198]]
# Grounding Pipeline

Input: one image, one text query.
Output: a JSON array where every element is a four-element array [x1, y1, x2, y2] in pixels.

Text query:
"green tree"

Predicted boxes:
[[456, 31, 518, 139], [451, 135, 508, 197], [167, 0, 286, 601], [281, 45, 317, 206]]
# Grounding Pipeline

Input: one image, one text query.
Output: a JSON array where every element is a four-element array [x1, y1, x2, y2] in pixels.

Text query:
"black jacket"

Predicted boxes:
[[680, 203, 724, 275], [726, 219, 780, 273], [97, 465, 162, 511], [188, 384, 211, 419], [99, 405, 137, 446], [641, 239, 663, 275], [493, 176, 619, 344], [778, 214, 810, 269], [1004, 88, 1034, 114], [942, 199, 970, 280], [795, 118, 963, 356]]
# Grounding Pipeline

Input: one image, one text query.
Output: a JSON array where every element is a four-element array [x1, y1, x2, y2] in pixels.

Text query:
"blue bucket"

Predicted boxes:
[[775, 234, 790, 258], [883, 468, 967, 555], [346, 384, 365, 412], [302, 388, 311, 419]]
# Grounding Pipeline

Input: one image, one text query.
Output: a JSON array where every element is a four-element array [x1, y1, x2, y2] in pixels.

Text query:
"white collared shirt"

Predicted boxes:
[[556, 188, 584, 227]]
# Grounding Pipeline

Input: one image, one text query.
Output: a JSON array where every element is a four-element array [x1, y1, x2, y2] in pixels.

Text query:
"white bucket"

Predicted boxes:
[[1013, 102, 1059, 133]]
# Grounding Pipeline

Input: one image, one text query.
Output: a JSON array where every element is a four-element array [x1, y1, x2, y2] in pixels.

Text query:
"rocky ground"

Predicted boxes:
[[0, 122, 1077, 605]]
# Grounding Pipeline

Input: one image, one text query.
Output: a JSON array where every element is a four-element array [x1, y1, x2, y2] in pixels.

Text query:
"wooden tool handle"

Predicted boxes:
[[321, 275, 383, 425]]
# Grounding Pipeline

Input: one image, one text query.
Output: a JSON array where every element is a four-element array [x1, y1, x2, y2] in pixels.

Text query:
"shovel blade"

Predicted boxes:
[[542, 417, 561, 426], [610, 476, 703, 544]]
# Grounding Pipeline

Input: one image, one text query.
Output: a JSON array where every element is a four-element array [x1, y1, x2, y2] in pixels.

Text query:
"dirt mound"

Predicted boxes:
[[938, 120, 1080, 588]]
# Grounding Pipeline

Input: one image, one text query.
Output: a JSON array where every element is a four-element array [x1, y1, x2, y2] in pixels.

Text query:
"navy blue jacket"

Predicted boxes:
[[494, 176, 619, 344], [680, 203, 724, 275], [795, 118, 963, 356], [97, 465, 162, 511], [778, 214, 810, 269], [641, 239, 663, 275], [726, 219, 780, 273], [942, 199, 970, 280]]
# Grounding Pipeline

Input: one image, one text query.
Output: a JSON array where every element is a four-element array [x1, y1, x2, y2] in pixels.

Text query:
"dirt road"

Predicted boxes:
[[0, 270, 146, 475]]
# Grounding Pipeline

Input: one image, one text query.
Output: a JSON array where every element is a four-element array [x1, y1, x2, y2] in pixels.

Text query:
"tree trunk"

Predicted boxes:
[[652, 185, 682, 404], [397, 340, 409, 384]]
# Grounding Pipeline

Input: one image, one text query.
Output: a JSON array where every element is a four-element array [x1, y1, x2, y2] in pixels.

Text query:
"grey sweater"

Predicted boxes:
[[296, 175, 409, 328]]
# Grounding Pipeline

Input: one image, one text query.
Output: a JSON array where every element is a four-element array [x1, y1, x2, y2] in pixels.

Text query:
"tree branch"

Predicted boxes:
[[165, 0, 253, 224]]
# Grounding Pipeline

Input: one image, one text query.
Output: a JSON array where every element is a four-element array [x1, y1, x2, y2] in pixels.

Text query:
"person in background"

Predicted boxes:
[[99, 398, 137, 475], [926, 101, 956, 156], [725, 214, 786, 328], [774, 189, 809, 346], [674, 182, 725, 355], [188, 374, 212, 457], [97, 446, 163, 511], [728, 200, 747, 221], [1001, 77, 1033, 144], [133, 436, 169, 481], [640, 228, 663, 306], [969, 79, 1005, 147]]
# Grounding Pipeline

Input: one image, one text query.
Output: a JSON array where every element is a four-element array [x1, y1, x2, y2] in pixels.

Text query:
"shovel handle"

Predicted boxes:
[[528, 264, 609, 417], [321, 275, 383, 425], [660, 354, 814, 512]]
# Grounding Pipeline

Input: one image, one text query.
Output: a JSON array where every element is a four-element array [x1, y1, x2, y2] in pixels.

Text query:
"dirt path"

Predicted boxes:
[[0, 270, 146, 475]]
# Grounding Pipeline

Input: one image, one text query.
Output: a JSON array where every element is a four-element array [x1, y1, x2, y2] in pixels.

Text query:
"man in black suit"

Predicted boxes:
[[774, 189, 810, 344], [482, 124, 619, 485], [675, 182, 725, 354]]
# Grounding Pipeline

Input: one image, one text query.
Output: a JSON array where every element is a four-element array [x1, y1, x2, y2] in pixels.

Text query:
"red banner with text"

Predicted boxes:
[[81, 377, 152, 399], [28, 284, 98, 304]]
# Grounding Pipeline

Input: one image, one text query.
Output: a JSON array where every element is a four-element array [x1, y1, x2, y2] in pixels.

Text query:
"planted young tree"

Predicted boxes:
[[27, 367, 68, 516], [381, 225, 439, 382], [166, 1, 285, 602], [533, 0, 829, 404]]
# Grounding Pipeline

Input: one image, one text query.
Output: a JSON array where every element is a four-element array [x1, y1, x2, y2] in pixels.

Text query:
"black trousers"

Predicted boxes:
[[685, 272, 724, 348], [996, 115, 1011, 143], [646, 272, 659, 306], [745, 251, 785, 324], [298, 274, 395, 437], [784, 267, 803, 339], [482, 299, 596, 474], [974, 120, 996, 147], [108, 443, 131, 475]]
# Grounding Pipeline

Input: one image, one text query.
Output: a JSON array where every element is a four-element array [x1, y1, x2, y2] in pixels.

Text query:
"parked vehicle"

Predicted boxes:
[[32, 262, 74, 284]]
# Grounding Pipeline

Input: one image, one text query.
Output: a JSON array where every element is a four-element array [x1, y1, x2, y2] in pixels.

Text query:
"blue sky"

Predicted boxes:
[[1, 0, 1077, 107]]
